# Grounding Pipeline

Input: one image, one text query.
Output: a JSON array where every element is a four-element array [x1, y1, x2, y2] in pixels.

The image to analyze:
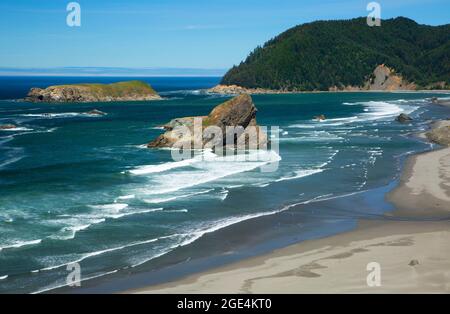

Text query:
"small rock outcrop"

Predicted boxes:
[[396, 113, 413, 123], [430, 97, 450, 108], [408, 259, 420, 267], [314, 115, 326, 121], [426, 120, 450, 146], [148, 94, 267, 150], [25, 81, 162, 103], [0, 124, 17, 130]]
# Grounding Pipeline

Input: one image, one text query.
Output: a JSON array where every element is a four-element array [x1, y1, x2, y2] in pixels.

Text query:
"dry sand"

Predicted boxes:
[[132, 123, 450, 294]]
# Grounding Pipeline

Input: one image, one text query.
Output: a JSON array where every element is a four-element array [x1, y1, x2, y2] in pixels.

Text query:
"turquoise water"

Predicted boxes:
[[0, 78, 447, 293]]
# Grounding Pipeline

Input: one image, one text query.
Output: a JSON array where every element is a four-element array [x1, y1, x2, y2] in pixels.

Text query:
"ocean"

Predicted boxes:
[[0, 76, 448, 293]]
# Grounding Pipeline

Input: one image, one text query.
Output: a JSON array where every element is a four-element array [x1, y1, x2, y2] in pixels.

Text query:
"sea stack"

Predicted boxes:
[[396, 113, 413, 123], [25, 81, 162, 103], [314, 115, 326, 121], [148, 94, 268, 150]]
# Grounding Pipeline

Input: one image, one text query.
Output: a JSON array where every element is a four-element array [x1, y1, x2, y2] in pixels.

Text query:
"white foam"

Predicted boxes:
[[0, 127, 33, 132], [129, 150, 217, 175], [105, 208, 163, 219], [175, 210, 283, 249], [144, 189, 214, 204], [115, 194, 135, 201], [0, 239, 42, 252], [34, 234, 177, 273], [90, 203, 129, 211], [218, 189, 229, 201], [143, 150, 281, 195], [20, 112, 92, 119], [351, 100, 418, 122], [129, 158, 198, 175], [275, 169, 324, 182], [164, 209, 189, 213], [31, 269, 120, 294], [129, 210, 288, 268], [0, 275, 7, 280], [170, 190, 371, 253], [49, 205, 165, 240], [288, 124, 317, 128], [49, 218, 106, 240], [290, 100, 419, 130]]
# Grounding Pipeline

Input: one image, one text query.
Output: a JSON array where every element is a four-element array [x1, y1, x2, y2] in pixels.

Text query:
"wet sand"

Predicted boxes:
[[132, 123, 450, 294], [132, 221, 450, 293]]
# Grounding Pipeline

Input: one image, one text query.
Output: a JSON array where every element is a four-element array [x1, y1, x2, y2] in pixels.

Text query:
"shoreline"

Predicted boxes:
[[132, 220, 450, 293], [130, 117, 450, 294], [33, 95, 449, 294], [206, 84, 450, 96]]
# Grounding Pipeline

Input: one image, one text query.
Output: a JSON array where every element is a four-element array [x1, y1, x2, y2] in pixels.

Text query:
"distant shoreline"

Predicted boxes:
[[206, 84, 450, 96]]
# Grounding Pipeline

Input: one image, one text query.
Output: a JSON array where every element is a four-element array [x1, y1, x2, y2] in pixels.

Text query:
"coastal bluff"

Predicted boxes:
[[25, 80, 162, 103], [148, 94, 267, 149]]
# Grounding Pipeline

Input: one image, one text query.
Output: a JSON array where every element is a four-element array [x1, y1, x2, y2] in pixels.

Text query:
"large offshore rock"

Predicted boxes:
[[148, 94, 267, 150]]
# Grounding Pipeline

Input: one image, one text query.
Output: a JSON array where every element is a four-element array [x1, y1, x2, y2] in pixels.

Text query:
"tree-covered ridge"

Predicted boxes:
[[221, 17, 450, 91]]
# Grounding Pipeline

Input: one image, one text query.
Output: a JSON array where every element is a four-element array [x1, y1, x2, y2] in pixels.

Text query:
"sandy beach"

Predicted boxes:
[[389, 145, 450, 217], [134, 221, 450, 293], [133, 114, 450, 294]]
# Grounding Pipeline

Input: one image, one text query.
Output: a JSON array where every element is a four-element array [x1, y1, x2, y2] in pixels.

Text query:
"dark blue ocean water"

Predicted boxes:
[[0, 77, 448, 293]]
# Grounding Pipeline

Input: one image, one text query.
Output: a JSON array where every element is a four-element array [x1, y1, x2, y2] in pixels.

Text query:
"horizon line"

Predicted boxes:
[[0, 67, 228, 77]]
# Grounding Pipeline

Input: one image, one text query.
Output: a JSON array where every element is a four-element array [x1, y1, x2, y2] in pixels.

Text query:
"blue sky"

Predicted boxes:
[[0, 0, 448, 75]]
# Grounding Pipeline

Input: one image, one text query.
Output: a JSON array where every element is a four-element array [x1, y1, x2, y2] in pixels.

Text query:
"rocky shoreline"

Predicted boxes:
[[425, 120, 450, 146], [207, 65, 449, 95], [207, 84, 291, 95]]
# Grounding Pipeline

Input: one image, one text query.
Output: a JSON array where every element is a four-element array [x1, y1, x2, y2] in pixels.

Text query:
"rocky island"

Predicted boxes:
[[148, 94, 267, 150], [25, 80, 162, 103]]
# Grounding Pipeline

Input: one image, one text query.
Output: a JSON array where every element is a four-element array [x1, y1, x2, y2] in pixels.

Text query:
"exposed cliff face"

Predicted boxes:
[[148, 94, 267, 149], [365, 65, 416, 91], [328, 65, 416, 91], [25, 81, 161, 103], [329, 65, 416, 91]]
